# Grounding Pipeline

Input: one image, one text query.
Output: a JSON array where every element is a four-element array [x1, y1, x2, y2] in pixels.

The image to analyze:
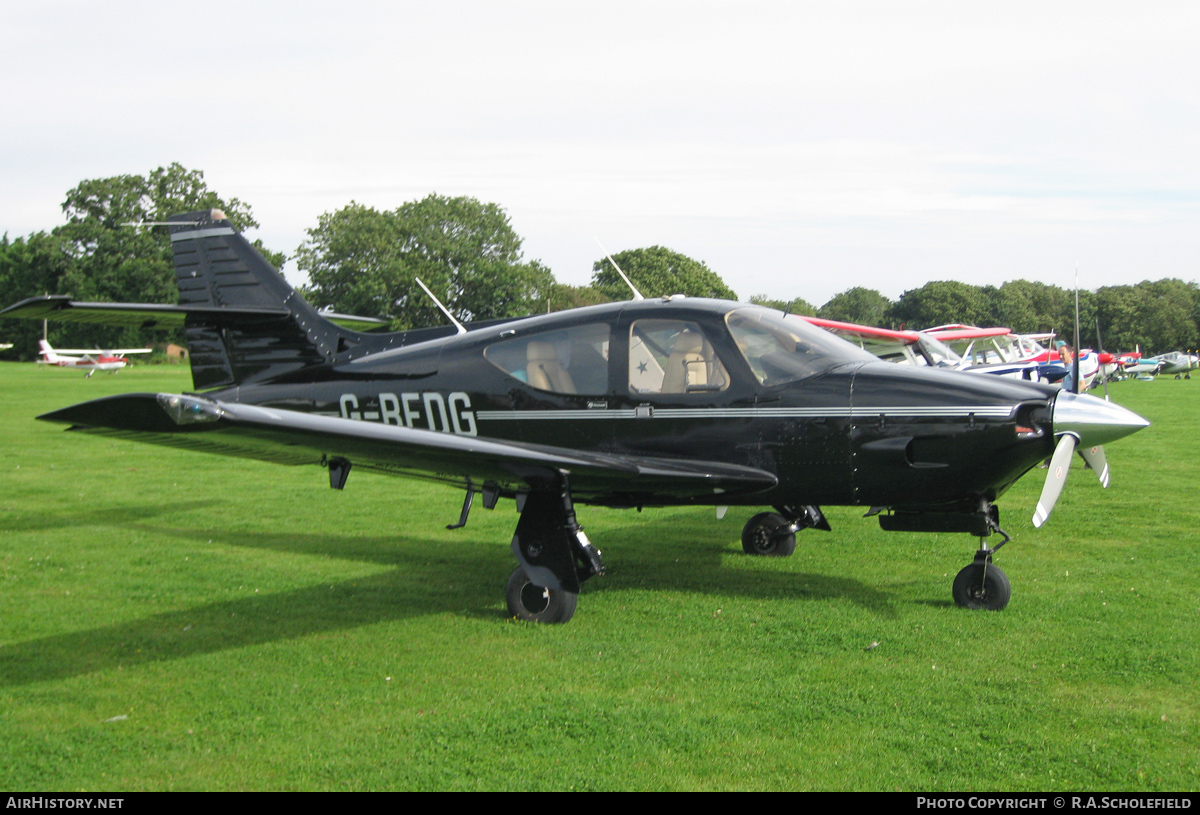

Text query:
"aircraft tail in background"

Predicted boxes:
[[37, 340, 63, 364]]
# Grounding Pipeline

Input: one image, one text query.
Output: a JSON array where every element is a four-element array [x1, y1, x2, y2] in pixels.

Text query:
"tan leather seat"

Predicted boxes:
[[661, 331, 708, 393], [526, 340, 576, 394]]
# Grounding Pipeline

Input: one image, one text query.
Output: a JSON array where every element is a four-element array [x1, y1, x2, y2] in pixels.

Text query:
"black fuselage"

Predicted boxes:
[[215, 298, 1058, 512]]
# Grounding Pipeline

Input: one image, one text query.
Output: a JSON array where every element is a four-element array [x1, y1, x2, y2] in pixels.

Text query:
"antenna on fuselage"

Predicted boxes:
[[593, 237, 644, 301], [414, 277, 467, 335]]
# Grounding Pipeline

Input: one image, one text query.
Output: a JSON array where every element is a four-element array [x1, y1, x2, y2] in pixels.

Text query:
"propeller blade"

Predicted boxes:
[[1072, 267, 1081, 393], [1078, 444, 1109, 488], [1033, 434, 1078, 528], [1096, 316, 1110, 401]]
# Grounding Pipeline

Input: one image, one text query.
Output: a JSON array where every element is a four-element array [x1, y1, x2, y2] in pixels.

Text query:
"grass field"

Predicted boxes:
[[0, 362, 1196, 791]]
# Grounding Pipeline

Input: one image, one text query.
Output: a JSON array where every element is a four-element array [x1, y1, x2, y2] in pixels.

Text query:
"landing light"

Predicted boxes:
[[157, 393, 223, 425]]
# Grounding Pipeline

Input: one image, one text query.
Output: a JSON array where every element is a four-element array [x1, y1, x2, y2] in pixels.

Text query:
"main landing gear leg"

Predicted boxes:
[[506, 471, 604, 624], [740, 504, 829, 557], [952, 504, 1012, 611]]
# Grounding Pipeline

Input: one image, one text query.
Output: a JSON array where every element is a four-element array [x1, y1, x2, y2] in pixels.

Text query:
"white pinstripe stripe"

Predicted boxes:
[[169, 226, 235, 241], [475, 405, 1016, 421]]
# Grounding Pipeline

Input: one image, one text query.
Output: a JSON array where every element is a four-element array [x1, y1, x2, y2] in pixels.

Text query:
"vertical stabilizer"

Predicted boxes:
[[167, 210, 341, 390], [37, 340, 59, 363]]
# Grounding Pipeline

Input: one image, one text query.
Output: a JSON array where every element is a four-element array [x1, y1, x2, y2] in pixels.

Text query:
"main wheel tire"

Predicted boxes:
[[505, 567, 578, 623], [741, 512, 797, 557], [952, 561, 1011, 610]]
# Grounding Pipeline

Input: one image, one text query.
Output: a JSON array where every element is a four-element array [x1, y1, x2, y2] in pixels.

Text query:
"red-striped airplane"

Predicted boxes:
[[37, 340, 151, 377]]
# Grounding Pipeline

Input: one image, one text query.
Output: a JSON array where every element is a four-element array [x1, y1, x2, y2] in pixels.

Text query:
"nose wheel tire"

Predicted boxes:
[[741, 512, 797, 557], [505, 567, 578, 623], [952, 561, 1011, 610]]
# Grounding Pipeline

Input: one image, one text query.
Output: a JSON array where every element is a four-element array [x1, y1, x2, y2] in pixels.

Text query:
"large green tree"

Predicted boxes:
[[1097, 279, 1200, 355], [987, 280, 1077, 335], [1094, 283, 1141, 353], [58, 164, 279, 286], [818, 287, 892, 326], [749, 294, 817, 316], [32, 164, 279, 350], [0, 231, 76, 359], [0, 164, 278, 352], [546, 282, 612, 313], [591, 246, 737, 301], [295, 195, 555, 329], [890, 280, 995, 330]]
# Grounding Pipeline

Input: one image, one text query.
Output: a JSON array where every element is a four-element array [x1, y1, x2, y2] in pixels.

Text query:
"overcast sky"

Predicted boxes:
[[2, 1, 1197, 306]]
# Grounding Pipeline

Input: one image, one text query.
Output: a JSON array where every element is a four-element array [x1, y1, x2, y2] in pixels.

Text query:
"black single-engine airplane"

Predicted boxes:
[[1, 210, 1150, 623]]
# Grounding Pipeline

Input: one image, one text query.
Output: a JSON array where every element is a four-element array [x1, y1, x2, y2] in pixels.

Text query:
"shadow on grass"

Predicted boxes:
[[145, 511, 897, 617], [0, 536, 509, 688], [0, 509, 896, 687], [0, 501, 221, 532], [597, 516, 898, 615]]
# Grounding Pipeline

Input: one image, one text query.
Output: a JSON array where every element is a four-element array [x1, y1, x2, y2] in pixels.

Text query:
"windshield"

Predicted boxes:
[[726, 308, 876, 386], [915, 333, 962, 367]]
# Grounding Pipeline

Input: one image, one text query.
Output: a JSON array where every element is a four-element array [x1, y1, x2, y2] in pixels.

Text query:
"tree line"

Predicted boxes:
[[2, 164, 1197, 360], [762, 278, 1200, 357]]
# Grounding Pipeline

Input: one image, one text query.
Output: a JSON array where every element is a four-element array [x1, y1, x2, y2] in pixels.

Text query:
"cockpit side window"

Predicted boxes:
[[629, 319, 729, 394], [484, 323, 611, 395]]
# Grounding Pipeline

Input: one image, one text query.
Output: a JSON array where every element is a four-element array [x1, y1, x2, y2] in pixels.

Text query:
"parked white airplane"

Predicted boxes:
[[798, 317, 1047, 381], [37, 340, 152, 377], [1146, 350, 1199, 379]]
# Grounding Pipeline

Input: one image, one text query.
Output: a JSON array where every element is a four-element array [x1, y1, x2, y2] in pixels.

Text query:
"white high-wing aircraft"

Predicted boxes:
[[925, 325, 1098, 389], [37, 340, 152, 377], [799, 317, 1045, 380], [1146, 350, 1199, 378]]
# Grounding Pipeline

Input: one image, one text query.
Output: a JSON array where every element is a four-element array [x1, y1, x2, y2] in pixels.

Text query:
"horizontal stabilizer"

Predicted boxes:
[[0, 295, 290, 329], [1, 295, 387, 333]]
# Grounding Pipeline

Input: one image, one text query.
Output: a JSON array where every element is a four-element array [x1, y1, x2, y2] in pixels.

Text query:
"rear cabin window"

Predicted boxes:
[[628, 319, 730, 394], [484, 324, 611, 395]]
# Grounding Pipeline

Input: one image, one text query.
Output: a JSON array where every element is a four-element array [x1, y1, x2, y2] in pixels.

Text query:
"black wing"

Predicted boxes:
[[40, 393, 777, 505]]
